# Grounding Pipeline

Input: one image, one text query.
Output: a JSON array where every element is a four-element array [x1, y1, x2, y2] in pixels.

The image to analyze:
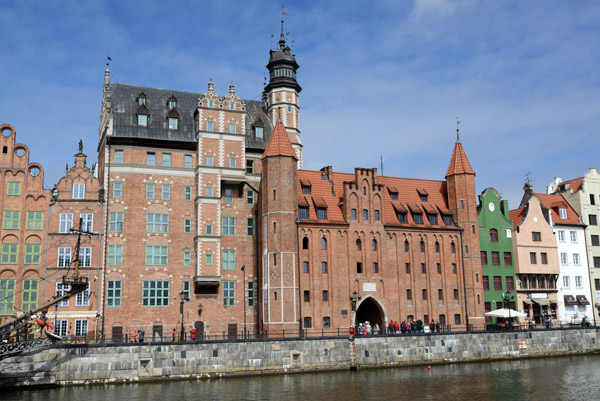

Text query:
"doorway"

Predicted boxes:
[[356, 297, 384, 329]]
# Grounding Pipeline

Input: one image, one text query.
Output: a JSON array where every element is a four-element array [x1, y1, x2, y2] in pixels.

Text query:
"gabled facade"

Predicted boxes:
[[510, 184, 559, 324], [477, 188, 517, 327], [536, 193, 592, 324], [548, 168, 600, 322], [0, 124, 50, 329], [46, 142, 103, 339]]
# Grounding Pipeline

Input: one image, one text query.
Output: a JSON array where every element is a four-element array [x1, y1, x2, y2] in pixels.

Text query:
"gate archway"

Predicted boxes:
[[356, 297, 384, 329]]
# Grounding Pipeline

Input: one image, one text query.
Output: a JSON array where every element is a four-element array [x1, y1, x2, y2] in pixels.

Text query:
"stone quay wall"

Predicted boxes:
[[2, 328, 599, 388]]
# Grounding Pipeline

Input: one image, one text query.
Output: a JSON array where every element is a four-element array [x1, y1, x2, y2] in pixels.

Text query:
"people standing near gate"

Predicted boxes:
[[130, 330, 136, 343], [400, 320, 407, 334], [373, 323, 380, 335], [190, 326, 196, 341], [435, 321, 440, 333], [358, 323, 364, 336], [388, 320, 394, 334], [172, 328, 176, 342], [410, 319, 417, 333], [137, 328, 145, 343], [416, 318, 423, 334], [429, 319, 436, 333]]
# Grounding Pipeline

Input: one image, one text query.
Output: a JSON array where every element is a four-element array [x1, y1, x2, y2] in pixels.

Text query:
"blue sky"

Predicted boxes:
[[1, 0, 599, 209]]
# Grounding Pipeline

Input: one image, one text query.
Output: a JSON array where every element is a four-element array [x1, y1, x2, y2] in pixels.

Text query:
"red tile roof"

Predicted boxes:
[[445, 141, 475, 177], [509, 207, 526, 231], [297, 169, 456, 228], [261, 120, 298, 160], [553, 177, 584, 193], [536, 193, 585, 226]]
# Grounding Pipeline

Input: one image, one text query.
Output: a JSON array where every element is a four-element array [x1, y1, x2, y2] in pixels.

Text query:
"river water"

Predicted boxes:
[[5, 354, 599, 401]]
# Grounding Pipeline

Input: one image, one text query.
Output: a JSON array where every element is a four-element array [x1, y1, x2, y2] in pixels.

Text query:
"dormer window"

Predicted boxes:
[[299, 207, 309, 219], [559, 208, 567, 219], [301, 179, 312, 195], [397, 212, 408, 224], [168, 117, 178, 130], [255, 126, 264, 139], [388, 186, 399, 200], [167, 96, 177, 110], [316, 208, 327, 220], [417, 188, 428, 202], [229, 102, 235, 110], [208, 99, 214, 108], [137, 92, 147, 106], [413, 213, 423, 224], [138, 114, 148, 127], [442, 214, 452, 225]]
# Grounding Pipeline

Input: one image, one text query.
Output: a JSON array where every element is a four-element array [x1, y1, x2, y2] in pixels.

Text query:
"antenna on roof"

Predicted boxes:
[[106, 51, 112, 67], [270, 34, 273, 49], [456, 117, 461, 142], [524, 172, 532, 185], [380, 154, 384, 176], [291, 34, 295, 52]]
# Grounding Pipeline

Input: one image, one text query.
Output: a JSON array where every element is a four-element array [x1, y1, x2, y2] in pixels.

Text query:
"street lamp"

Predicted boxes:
[[241, 265, 246, 339], [179, 290, 189, 341], [503, 292, 515, 330], [350, 291, 361, 336]]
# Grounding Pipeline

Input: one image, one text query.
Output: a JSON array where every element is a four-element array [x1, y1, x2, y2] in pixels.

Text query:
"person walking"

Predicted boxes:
[[429, 320, 436, 333], [172, 328, 176, 342], [190, 326, 196, 341], [130, 330, 136, 343], [137, 328, 145, 343]]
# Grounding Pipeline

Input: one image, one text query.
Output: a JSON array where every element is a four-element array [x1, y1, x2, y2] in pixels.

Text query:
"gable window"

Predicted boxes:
[[490, 229, 498, 242], [168, 98, 177, 109], [532, 232, 541, 241], [7, 182, 20, 196], [255, 126, 264, 139], [168, 117, 179, 130], [443, 215, 452, 225], [302, 184, 311, 195], [72, 183, 85, 199], [389, 191, 398, 200], [137, 94, 146, 105]]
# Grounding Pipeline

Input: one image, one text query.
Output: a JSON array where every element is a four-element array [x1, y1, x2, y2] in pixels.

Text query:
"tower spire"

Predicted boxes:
[[456, 117, 461, 143], [280, 4, 288, 49]]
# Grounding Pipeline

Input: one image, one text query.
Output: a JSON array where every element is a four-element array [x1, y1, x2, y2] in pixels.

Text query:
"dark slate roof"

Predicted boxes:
[[110, 83, 273, 151]]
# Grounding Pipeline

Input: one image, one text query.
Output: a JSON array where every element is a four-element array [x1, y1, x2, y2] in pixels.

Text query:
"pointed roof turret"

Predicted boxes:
[[261, 118, 298, 160], [445, 129, 475, 177]]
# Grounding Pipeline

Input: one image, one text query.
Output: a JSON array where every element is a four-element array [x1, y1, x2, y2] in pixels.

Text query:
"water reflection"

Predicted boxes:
[[5, 355, 599, 401]]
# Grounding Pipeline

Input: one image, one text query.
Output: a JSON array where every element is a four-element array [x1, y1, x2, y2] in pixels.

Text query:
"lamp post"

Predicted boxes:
[[503, 292, 515, 330], [350, 291, 361, 336], [179, 290, 189, 341], [241, 265, 246, 339]]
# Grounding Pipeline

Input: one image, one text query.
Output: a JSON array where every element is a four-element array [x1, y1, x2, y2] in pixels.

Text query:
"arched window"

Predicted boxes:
[[302, 237, 309, 250], [490, 229, 498, 242], [435, 242, 439, 252], [419, 241, 425, 252], [372, 239, 377, 251], [356, 239, 361, 251], [321, 238, 327, 250], [404, 240, 409, 252], [451, 242, 456, 253]]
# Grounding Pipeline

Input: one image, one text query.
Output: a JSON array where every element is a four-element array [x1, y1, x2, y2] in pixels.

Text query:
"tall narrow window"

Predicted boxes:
[[72, 184, 85, 199]]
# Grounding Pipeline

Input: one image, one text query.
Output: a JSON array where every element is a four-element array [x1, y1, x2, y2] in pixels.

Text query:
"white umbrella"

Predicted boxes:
[[485, 308, 527, 318]]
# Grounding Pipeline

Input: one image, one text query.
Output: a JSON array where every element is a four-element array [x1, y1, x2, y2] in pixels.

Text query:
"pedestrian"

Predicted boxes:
[[416, 318, 423, 334], [137, 328, 145, 342], [388, 320, 394, 335], [393, 320, 399, 334], [67, 330, 72, 344], [410, 320, 417, 333], [172, 328, 176, 342], [358, 323, 364, 336], [400, 320, 407, 334], [435, 322, 440, 333], [190, 326, 196, 341], [130, 330, 136, 343], [429, 320, 436, 333], [373, 323, 380, 335]]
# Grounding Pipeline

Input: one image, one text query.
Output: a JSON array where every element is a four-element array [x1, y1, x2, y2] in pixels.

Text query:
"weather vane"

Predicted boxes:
[[456, 117, 460, 141]]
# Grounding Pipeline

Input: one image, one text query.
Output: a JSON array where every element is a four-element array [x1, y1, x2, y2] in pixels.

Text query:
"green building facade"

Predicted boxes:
[[478, 188, 518, 328]]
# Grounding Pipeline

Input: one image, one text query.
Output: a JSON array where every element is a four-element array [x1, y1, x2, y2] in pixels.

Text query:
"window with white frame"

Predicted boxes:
[[560, 253, 568, 265], [168, 118, 179, 130], [54, 319, 68, 336], [223, 250, 236, 270], [563, 276, 570, 288], [558, 230, 565, 242], [79, 247, 92, 267], [570, 231, 577, 242], [58, 247, 71, 268], [575, 276, 583, 288], [72, 184, 85, 199], [81, 213, 93, 232], [74, 319, 88, 336], [56, 282, 70, 306], [109, 212, 124, 232], [113, 182, 122, 198], [573, 253, 580, 265], [559, 208, 567, 219], [59, 213, 73, 233], [76, 284, 90, 306], [138, 114, 148, 127]]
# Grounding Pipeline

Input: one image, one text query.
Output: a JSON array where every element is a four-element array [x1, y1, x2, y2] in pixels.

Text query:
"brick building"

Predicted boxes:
[[45, 142, 103, 339], [0, 124, 51, 328]]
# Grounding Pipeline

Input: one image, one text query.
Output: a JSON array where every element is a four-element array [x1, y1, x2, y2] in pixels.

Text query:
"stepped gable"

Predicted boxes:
[[110, 83, 272, 147], [261, 120, 297, 160], [509, 207, 526, 231], [536, 193, 585, 226], [445, 140, 475, 177], [297, 168, 456, 227]]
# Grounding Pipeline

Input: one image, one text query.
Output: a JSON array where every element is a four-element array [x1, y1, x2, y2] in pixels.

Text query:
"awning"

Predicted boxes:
[[522, 299, 533, 305], [564, 295, 578, 306], [533, 299, 551, 306], [577, 295, 591, 305]]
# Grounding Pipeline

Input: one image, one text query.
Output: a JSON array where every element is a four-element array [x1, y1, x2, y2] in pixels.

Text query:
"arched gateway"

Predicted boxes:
[[356, 297, 385, 329]]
